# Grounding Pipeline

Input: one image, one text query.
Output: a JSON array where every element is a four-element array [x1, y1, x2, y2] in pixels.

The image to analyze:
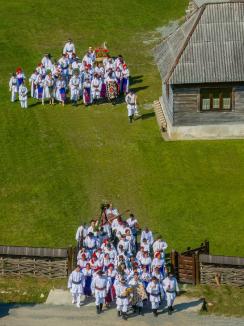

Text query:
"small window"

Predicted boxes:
[[200, 88, 232, 111]]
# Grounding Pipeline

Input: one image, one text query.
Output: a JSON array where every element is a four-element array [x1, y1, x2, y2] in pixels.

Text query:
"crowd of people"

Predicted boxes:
[[8, 39, 138, 117], [69, 203, 179, 320]]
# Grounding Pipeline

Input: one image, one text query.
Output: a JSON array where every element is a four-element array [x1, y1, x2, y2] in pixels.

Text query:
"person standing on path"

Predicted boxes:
[[146, 276, 163, 317], [67, 265, 85, 308], [162, 272, 179, 315], [91, 270, 110, 314]]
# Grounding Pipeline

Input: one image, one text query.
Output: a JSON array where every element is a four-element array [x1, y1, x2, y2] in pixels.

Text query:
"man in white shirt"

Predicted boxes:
[[153, 235, 168, 254], [67, 266, 85, 308], [141, 227, 154, 246], [75, 223, 87, 248], [162, 272, 179, 315], [91, 270, 110, 314], [63, 39, 76, 58]]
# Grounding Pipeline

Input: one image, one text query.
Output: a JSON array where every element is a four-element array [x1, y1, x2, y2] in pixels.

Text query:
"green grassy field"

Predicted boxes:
[[0, 0, 243, 256]]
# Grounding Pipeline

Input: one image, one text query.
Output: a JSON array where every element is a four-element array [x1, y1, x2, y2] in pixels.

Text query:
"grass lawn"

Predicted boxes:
[[0, 277, 66, 304], [0, 0, 243, 257], [185, 284, 244, 317]]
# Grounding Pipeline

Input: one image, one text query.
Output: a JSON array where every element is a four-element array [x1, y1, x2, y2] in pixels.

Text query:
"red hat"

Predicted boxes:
[[16, 67, 22, 73], [108, 263, 114, 268], [155, 252, 161, 258], [92, 253, 97, 258], [123, 64, 127, 68]]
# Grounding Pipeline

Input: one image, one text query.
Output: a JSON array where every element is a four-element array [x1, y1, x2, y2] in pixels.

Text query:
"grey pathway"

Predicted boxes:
[[0, 301, 244, 326]]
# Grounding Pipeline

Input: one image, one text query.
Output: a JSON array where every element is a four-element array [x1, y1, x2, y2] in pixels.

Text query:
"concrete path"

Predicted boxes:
[[0, 291, 244, 326]]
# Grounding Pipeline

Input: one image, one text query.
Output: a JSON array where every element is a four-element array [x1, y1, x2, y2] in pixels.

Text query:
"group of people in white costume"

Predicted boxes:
[[68, 203, 179, 320], [9, 39, 137, 115]]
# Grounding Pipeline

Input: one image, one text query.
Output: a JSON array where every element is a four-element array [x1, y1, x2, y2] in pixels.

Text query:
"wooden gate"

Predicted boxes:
[[171, 240, 209, 285]]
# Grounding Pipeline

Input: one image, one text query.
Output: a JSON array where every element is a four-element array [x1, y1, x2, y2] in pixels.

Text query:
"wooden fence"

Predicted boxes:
[[0, 245, 76, 279], [199, 254, 244, 287], [171, 241, 209, 285], [171, 242, 244, 287]]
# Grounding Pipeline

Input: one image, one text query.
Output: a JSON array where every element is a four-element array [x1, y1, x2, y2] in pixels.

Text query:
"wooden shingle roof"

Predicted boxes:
[[154, 1, 244, 84]]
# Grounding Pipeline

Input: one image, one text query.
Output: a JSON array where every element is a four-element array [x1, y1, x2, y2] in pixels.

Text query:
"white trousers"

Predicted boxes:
[[72, 293, 81, 307], [151, 301, 160, 309], [166, 292, 176, 307], [117, 303, 128, 313], [11, 90, 18, 102], [116, 297, 128, 312], [95, 295, 105, 305], [71, 88, 79, 101], [20, 100, 28, 108]]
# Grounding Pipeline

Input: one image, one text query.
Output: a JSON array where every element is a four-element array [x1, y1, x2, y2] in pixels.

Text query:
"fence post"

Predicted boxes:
[[204, 240, 209, 254], [192, 254, 196, 285], [67, 246, 73, 275], [195, 252, 200, 285], [170, 250, 178, 278]]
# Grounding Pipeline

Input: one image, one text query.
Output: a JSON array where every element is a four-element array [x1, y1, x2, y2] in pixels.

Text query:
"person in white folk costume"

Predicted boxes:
[[18, 81, 28, 108], [29, 70, 38, 98], [162, 272, 179, 315], [9, 73, 18, 102], [67, 265, 85, 308], [91, 270, 110, 314], [153, 235, 168, 254], [69, 70, 80, 106], [141, 227, 154, 247], [41, 53, 53, 70], [114, 277, 130, 320], [125, 90, 138, 123], [121, 64, 130, 95], [146, 276, 164, 317], [128, 272, 144, 315], [63, 39, 76, 58], [75, 223, 87, 248], [43, 71, 55, 105], [55, 75, 66, 106], [91, 73, 101, 102]]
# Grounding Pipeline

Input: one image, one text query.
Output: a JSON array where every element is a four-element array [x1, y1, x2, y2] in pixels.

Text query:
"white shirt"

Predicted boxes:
[[75, 225, 86, 241], [162, 277, 179, 293], [153, 240, 168, 253], [63, 42, 76, 54], [126, 217, 138, 228], [141, 230, 154, 245]]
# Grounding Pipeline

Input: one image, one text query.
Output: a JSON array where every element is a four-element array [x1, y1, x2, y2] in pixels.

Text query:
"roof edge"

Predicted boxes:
[[165, 5, 206, 84]]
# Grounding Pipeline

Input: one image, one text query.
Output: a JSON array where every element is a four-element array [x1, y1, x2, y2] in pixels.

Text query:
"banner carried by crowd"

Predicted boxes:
[[70, 202, 179, 320], [9, 39, 130, 108]]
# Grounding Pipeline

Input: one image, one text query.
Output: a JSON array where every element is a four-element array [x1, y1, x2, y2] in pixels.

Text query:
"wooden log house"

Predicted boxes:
[[154, 0, 244, 140]]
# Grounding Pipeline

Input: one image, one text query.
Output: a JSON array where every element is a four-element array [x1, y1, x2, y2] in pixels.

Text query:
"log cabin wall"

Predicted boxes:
[[172, 85, 244, 126], [162, 83, 174, 124]]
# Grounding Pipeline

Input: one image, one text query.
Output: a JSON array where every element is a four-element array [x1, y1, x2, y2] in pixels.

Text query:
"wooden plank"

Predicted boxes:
[[199, 254, 244, 266], [0, 245, 68, 258]]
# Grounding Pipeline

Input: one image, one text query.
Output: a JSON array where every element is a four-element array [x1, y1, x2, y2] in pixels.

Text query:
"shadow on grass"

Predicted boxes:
[[141, 112, 155, 120], [130, 75, 144, 85], [28, 101, 42, 108], [130, 86, 149, 93], [0, 303, 35, 319]]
